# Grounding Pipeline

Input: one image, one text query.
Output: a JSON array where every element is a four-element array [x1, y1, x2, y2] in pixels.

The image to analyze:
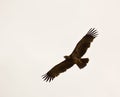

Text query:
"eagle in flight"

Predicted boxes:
[[42, 28, 98, 82]]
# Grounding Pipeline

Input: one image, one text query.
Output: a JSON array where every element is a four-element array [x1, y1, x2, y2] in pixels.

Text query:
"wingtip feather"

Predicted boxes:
[[87, 28, 98, 37], [42, 73, 54, 82]]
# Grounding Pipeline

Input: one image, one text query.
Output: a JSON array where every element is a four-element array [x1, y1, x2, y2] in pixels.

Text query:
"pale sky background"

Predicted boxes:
[[0, 0, 120, 97]]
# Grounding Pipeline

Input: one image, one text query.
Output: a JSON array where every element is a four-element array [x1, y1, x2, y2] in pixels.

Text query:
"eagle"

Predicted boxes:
[[42, 28, 98, 82]]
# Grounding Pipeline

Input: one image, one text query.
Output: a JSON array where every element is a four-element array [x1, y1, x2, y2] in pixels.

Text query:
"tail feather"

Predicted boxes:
[[76, 58, 89, 69]]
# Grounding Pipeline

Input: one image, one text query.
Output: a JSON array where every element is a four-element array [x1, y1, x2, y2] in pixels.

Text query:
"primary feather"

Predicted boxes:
[[42, 28, 98, 82]]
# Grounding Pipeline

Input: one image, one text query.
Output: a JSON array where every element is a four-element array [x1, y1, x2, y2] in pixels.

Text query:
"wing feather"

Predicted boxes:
[[42, 59, 74, 82], [71, 28, 98, 58]]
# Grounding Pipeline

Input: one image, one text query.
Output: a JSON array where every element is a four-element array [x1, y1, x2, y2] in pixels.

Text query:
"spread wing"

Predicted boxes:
[[71, 28, 98, 58], [42, 59, 74, 82]]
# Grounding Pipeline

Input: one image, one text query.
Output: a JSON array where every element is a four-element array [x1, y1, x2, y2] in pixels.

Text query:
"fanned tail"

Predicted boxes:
[[76, 58, 89, 69]]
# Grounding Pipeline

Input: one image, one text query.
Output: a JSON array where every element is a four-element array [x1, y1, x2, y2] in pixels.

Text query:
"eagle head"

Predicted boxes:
[[64, 55, 71, 60]]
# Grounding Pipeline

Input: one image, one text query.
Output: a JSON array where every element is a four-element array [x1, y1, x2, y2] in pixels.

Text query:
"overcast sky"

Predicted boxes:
[[0, 0, 120, 97]]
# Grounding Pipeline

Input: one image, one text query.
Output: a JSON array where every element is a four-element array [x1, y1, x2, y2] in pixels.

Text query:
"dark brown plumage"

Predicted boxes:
[[42, 28, 98, 82]]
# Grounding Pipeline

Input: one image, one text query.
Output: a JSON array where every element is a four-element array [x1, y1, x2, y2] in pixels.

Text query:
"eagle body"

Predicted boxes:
[[42, 28, 98, 82]]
